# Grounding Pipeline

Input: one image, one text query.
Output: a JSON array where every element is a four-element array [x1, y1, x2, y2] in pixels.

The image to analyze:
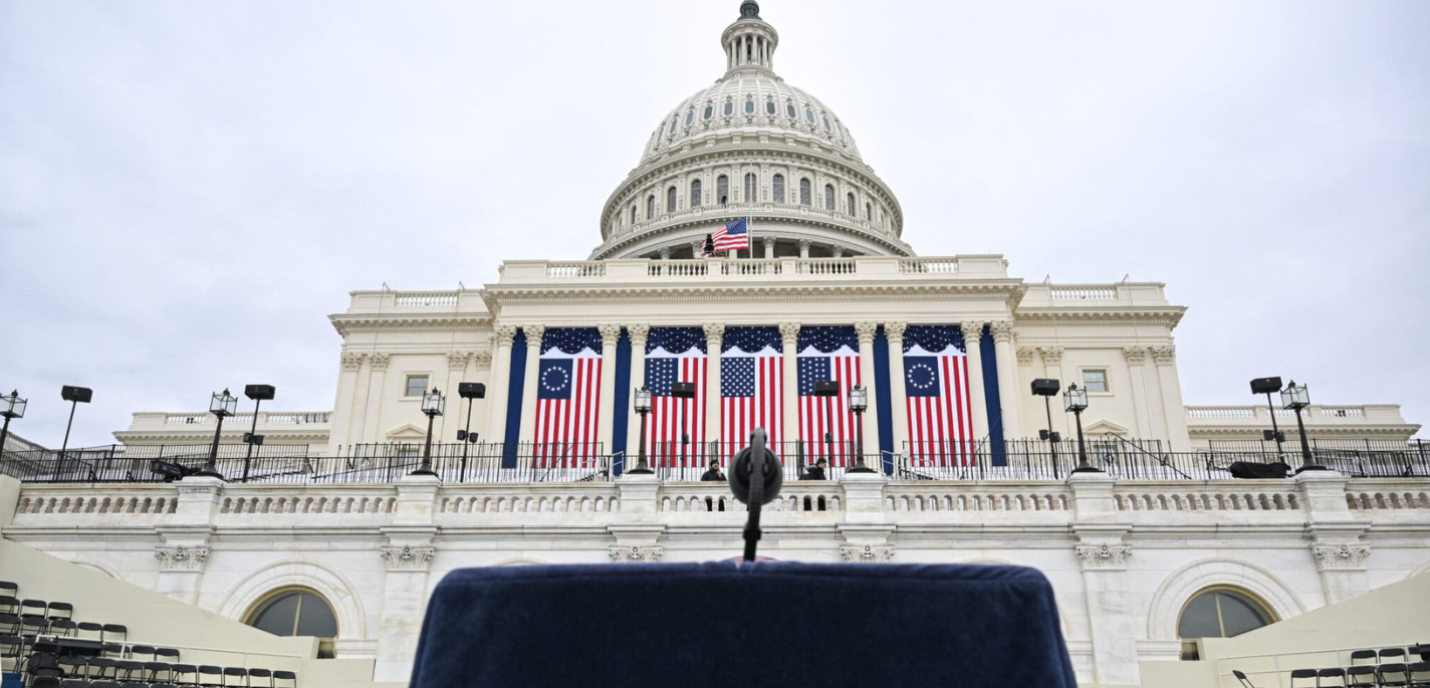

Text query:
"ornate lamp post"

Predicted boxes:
[[847, 385, 875, 473], [456, 383, 486, 482], [241, 384, 275, 483], [1064, 384, 1101, 474], [196, 388, 237, 480], [1281, 381, 1324, 472], [628, 387, 654, 474], [412, 387, 446, 477], [1031, 379, 1062, 474], [0, 390, 27, 455]]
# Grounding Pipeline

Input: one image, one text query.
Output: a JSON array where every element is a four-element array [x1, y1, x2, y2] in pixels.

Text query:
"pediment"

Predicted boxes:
[[385, 424, 428, 440], [1083, 419, 1131, 436]]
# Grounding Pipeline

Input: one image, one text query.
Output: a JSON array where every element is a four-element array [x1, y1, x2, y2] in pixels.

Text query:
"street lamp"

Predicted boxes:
[[1281, 380, 1324, 472], [456, 382, 486, 482], [0, 390, 27, 456], [813, 380, 840, 464], [628, 387, 654, 474], [1064, 384, 1101, 474], [1031, 379, 1062, 473], [847, 385, 875, 473], [57, 386, 94, 478], [241, 384, 276, 483], [1250, 377, 1287, 459], [196, 388, 237, 480], [412, 387, 446, 477]]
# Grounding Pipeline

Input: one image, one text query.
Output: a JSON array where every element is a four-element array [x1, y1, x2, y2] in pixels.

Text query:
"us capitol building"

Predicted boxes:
[[3, 3, 1426, 687]]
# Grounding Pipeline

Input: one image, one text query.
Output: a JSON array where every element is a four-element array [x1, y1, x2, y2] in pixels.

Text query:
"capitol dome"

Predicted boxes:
[[591, 1, 909, 260]]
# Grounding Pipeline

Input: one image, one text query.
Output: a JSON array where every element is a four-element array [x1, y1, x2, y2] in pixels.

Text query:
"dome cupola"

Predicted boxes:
[[723, 2, 778, 75]]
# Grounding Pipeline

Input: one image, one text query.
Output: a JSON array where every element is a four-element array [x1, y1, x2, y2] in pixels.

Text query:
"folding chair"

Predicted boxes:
[[1317, 667, 1347, 687], [0, 596, 18, 615], [57, 655, 89, 678], [75, 622, 104, 641], [46, 603, 74, 621], [0, 634, 23, 674], [112, 660, 144, 682], [247, 667, 274, 687], [1289, 669, 1319, 687], [20, 615, 49, 639], [118, 683, 148, 688], [1385, 649, 1411, 664], [196, 665, 225, 688], [83, 657, 117, 680], [20, 599, 49, 620], [1407, 662, 1430, 687], [59, 680, 92, 688], [1232, 669, 1258, 687], [1382, 663, 1412, 687], [32, 678, 62, 688], [127, 646, 156, 662], [48, 619, 78, 637], [90, 682, 122, 688], [0, 613, 19, 635], [272, 670, 297, 688], [101, 625, 127, 643], [1349, 650, 1378, 665], [1415, 646, 1430, 663], [1346, 666, 1378, 688], [171, 663, 199, 686], [0, 581, 17, 597], [155, 648, 182, 663], [143, 661, 175, 683], [222, 666, 249, 687]]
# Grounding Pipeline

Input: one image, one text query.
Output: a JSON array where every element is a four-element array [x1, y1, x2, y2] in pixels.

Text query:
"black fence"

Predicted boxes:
[[644, 439, 874, 481]]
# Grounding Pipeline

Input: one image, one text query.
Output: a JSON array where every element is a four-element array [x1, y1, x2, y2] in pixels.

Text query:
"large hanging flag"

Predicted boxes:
[[645, 328, 708, 467], [796, 326, 861, 467], [720, 327, 784, 457], [534, 328, 604, 467], [712, 217, 750, 251], [903, 325, 976, 466]]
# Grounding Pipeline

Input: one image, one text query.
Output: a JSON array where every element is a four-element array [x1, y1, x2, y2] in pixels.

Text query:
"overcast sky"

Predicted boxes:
[[1, 0, 1426, 448]]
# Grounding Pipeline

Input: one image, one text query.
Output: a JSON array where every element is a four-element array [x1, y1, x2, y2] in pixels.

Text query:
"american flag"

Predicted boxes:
[[720, 327, 784, 459], [645, 328, 707, 467], [904, 325, 976, 466], [534, 328, 603, 467], [797, 326, 861, 467], [712, 217, 749, 251]]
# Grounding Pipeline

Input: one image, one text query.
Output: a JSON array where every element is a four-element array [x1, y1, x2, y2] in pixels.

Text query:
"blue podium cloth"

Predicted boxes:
[[410, 561, 1077, 688]]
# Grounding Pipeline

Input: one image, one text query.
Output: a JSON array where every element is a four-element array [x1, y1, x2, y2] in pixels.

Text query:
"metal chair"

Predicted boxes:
[[1346, 666, 1378, 688], [1317, 667, 1347, 687], [127, 645, 156, 662], [1407, 662, 1430, 687], [171, 663, 199, 686], [0, 595, 18, 615], [1350, 650, 1378, 665], [101, 624, 127, 643], [1289, 668, 1318, 687], [1381, 663, 1413, 687], [46, 602, 74, 621], [272, 670, 298, 688], [196, 664, 225, 688], [247, 667, 274, 687], [222, 666, 249, 687], [1232, 669, 1259, 687], [0, 581, 17, 598]]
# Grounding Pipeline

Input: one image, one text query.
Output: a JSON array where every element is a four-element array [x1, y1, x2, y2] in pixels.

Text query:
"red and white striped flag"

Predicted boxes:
[[533, 328, 604, 467]]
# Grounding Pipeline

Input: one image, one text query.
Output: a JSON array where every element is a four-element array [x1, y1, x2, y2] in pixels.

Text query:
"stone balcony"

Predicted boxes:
[[1185, 404, 1420, 443], [115, 411, 332, 446]]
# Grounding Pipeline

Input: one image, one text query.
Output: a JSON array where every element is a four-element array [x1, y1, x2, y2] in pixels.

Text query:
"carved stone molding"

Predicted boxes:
[[368, 352, 391, 371], [1151, 345, 1177, 365], [155, 546, 210, 572], [1122, 346, 1147, 364], [703, 322, 725, 342], [523, 325, 546, 346], [1076, 544, 1132, 570], [1040, 347, 1064, 366], [598, 324, 623, 346], [380, 545, 436, 572], [762, 236, 776, 248], [628, 324, 651, 347], [778, 322, 801, 342], [853, 322, 878, 343], [959, 321, 985, 343], [840, 544, 895, 563], [1313, 544, 1371, 571], [447, 351, 469, 370], [609, 545, 664, 563], [989, 321, 1016, 343], [658, 247, 672, 260], [492, 325, 517, 348], [1016, 347, 1037, 365], [341, 352, 365, 371], [883, 321, 907, 343], [471, 351, 493, 369]]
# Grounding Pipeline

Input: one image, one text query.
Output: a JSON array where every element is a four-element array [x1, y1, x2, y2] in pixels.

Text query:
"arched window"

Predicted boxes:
[[630, 205, 637, 225], [691, 179, 703, 207], [745, 98, 755, 114], [647, 195, 655, 220], [823, 115, 832, 132], [744, 173, 757, 202], [667, 186, 678, 213], [717, 175, 730, 205], [669, 117, 678, 134], [865, 203, 872, 221], [824, 184, 835, 211], [799, 178, 811, 206], [786, 102, 796, 118], [1177, 588, 1276, 641], [772, 174, 785, 203], [246, 588, 338, 640], [846, 192, 856, 216], [805, 107, 815, 124], [724, 101, 734, 116], [766, 99, 776, 115], [704, 104, 713, 120]]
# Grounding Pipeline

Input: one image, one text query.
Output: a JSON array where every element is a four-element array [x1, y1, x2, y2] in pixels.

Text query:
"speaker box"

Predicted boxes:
[[671, 382, 697, 398], [60, 386, 93, 403], [459, 382, 486, 399], [1030, 379, 1061, 396], [813, 380, 840, 397], [1250, 377, 1283, 395], [245, 384, 277, 401]]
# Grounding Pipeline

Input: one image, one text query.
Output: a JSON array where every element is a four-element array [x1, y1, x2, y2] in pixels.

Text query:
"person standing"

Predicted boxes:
[[804, 458, 828, 481], [701, 459, 725, 482]]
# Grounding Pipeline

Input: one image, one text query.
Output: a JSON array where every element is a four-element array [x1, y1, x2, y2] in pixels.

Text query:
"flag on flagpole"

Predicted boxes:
[[712, 217, 749, 251]]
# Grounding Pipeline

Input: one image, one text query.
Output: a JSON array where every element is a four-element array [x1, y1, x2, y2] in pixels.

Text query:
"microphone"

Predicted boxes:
[[729, 428, 782, 562]]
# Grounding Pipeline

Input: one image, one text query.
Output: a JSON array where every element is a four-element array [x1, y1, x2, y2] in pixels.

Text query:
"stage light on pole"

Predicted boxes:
[[412, 387, 446, 477], [196, 388, 237, 480], [847, 385, 874, 473], [813, 380, 840, 465], [1063, 384, 1100, 474], [1031, 379, 1062, 473], [1280, 380, 1324, 473], [1250, 377, 1287, 458], [456, 383, 485, 482], [0, 390, 27, 455], [628, 387, 654, 475], [240, 384, 276, 483], [55, 386, 93, 478]]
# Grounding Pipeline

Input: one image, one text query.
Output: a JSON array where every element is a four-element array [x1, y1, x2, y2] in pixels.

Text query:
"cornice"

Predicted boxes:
[[329, 314, 493, 337], [1014, 307, 1187, 328], [1187, 426, 1420, 437], [482, 281, 1028, 308]]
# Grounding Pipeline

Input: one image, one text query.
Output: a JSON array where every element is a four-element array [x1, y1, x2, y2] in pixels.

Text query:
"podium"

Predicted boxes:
[[409, 560, 1077, 688]]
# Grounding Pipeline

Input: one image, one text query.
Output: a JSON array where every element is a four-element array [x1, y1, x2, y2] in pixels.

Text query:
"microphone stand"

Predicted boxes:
[[742, 429, 768, 563]]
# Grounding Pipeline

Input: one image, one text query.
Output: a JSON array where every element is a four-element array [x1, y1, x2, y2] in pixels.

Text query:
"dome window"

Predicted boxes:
[[669, 117, 678, 135], [786, 102, 796, 118], [799, 179, 811, 206], [823, 115, 831, 132], [745, 98, 755, 114], [772, 174, 785, 204], [744, 173, 757, 202], [647, 195, 655, 220], [766, 99, 776, 115], [630, 205, 637, 225], [691, 179, 703, 207], [704, 105, 713, 120], [805, 107, 815, 124], [846, 192, 856, 216], [717, 175, 730, 205], [724, 101, 734, 116], [685, 111, 694, 126], [667, 186, 678, 213], [824, 184, 835, 211], [865, 203, 872, 221]]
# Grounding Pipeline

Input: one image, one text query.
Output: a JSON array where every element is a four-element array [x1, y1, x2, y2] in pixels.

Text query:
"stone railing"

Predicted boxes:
[[497, 255, 1015, 285], [1186, 404, 1408, 426], [884, 482, 1073, 513], [1113, 481, 1304, 513], [144, 412, 331, 429]]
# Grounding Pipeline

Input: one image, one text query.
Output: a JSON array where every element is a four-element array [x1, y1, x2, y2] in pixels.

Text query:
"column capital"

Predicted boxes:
[[447, 351, 469, 371], [702, 322, 725, 341], [1040, 346, 1064, 365], [492, 325, 517, 347], [853, 322, 878, 343], [797, 238, 812, 249], [609, 545, 665, 563], [1151, 345, 1177, 365], [627, 323, 650, 347], [369, 352, 391, 371], [341, 352, 365, 371], [762, 236, 776, 248], [989, 320, 1016, 343], [883, 321, 907, 342], [960, 321, 985, 344], [658, 246, 672, 260], [840, 544, 895, 563], [1122, 346, 1147, 364], [778, 322, 801, 342], [472, 351, 493, 368], [598, 324, 623, 346], [1016, 347, 1037, 365], [523, 325, 546, 346]]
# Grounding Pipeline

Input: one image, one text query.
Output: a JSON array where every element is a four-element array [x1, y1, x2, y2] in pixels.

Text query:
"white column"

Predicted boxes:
[[659, 247, 672, 260], [329, 352, 365, 455], [831, 246, 844, 258], [516, 325, 546, 445], [763, 236, 776, 259], [374, 475, 439, 682], [597, 325, 622, 456], [798, 239, 811, 259], [959, 322, 991, 444], [885, 322, 909, 456], [363, 353, 391, 444], [854, 323, 881, 465], [1040, 346, 1070, 437], [1151, 345, 1192, 452], [1122, 347, 1152, 439], [704, 323, 725, 455], [486, 326, 516, 443], [1298, 471, 1372, 604], [990, 321, 1022, 440], [779, 322, 801, 454], [440, 352, 468, 440], [625, 325, 650, 462], [1016, 346, 1038, 442]]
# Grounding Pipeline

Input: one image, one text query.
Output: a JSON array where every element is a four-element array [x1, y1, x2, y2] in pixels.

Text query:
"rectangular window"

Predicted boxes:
[[1082, 370, 1108, 393], [405, 375, 429, 398]]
